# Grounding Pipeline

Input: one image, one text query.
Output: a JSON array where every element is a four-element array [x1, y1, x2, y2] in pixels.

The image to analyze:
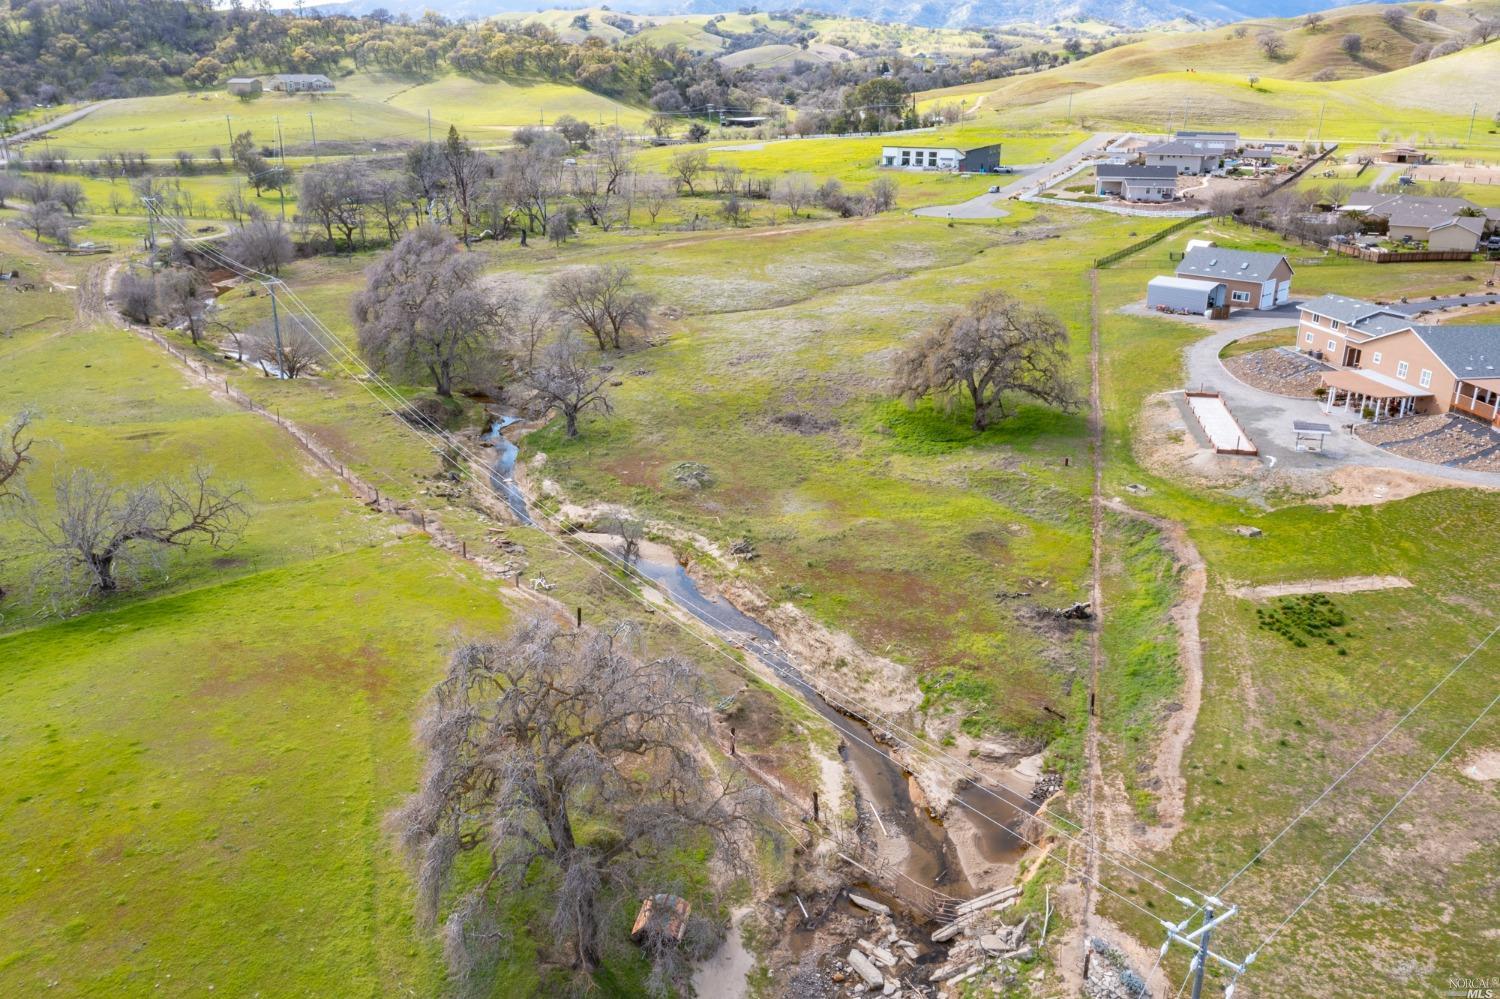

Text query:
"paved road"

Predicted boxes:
[[1, 102, 106, 165], [1391, 292, 1500, 316], [1178, 301, 1500, 486], [910, 131, 1121, 220], [911, 189, 1012, 219]]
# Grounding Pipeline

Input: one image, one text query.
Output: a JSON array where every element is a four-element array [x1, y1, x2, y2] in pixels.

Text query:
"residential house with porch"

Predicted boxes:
[[1174, 246, 1293, 310], [879, 143, 1001, 173], [1297, 294, 1500, 425]]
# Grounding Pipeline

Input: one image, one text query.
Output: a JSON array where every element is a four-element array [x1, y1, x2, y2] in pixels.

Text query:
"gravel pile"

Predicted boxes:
[[1224, 347, 1327, 398]]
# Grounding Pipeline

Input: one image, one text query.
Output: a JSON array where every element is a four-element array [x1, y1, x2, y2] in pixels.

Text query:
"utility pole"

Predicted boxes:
[[143, 196, 157, 252], [225, 114, 234, 150], [308, 112, 318, 164], [275, 117, 288, 222], [1066, 92, 1073, 124], [427, 108, 433, 144], [268, 282, 287, 377], [1469, 101, 1479, 143], [1315, 101, 1327, 148], [1189, 905, 1213, 999]]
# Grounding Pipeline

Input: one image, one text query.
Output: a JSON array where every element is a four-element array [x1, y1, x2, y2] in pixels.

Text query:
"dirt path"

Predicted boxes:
[[1102, 500, 1206, 853], [1079, 266, 1107, 971], [1225, 575, 1412, 600]]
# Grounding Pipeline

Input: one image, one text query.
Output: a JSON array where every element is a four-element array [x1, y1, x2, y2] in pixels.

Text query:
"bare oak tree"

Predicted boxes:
[[669, 149, 709, 195], [547, 264, 653, 351], [0, 409, 35, 501], [892, 291, 1079, 431], [223, 218, 294, 275], [246, 319, 322, 378], [155, 267, 208, 344], [353, 224, 504, 397], [21, 466, 249, 604], [527, 336, 612, 438], [773, 173, 815, 217], [392, 615, 766, 995]]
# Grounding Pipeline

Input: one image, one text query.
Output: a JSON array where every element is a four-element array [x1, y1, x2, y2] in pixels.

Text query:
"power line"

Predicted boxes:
[[1213, 621, 1500, 899], [1242, 683, 1499, 968]]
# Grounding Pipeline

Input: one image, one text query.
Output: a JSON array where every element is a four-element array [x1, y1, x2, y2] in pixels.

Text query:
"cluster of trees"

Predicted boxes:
[[392, 615, 767, 996], [3, 175, 84, 244], [0, 410, 249, 612], [351, 224, 654, 439]]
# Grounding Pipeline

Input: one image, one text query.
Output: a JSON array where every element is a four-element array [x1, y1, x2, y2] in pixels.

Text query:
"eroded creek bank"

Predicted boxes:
[[483, 413, 1049, 989]]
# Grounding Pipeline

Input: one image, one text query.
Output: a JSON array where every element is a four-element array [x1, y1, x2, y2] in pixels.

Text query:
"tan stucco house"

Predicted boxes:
[[1297, 294, 1500, 424]]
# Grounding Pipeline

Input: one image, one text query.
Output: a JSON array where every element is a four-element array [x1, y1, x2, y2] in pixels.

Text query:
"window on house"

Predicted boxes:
[[1419, 368, 1432, 388], [1327, 340, 1337, 352], [1397, 361, 1409, 379], [1232, 290, 1250, 303], [1330, 319, 1341, 330], [1371, 352, 1382, 366], [1304, 331, 1314, 343]]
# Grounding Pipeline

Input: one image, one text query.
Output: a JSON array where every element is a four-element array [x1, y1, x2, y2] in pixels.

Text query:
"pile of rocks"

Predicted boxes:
[[1354, 414, 1447, 446], [1365, 416, 1499, 465], [1223, 347, 1326, 398], [1083, 937, 1148, 999], [1030, 772, 1063, 802]]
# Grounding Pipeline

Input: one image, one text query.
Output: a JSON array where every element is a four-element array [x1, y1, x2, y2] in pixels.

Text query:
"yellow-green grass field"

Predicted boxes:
[[340, 72, 653, 132], [634, 126, 1088, 208]]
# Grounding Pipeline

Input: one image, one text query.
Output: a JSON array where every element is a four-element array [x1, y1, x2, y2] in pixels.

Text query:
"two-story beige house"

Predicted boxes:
[[1297, 294, 1500, 424]]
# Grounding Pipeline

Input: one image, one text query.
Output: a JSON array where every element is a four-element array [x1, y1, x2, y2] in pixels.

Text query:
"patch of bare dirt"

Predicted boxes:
[[1225, 575, 1413, 600], [1310, 465, 1490, 506], [1459, 749, 1500, 782]]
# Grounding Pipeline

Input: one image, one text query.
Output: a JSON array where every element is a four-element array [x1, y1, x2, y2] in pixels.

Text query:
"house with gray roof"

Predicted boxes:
[[1298, 293, 1500, 425], [1339, 193, 1492, 248], [1095, 163, 1177, 202], [1141, 140, 1225, 176], [1175, 246, 1293, 309]]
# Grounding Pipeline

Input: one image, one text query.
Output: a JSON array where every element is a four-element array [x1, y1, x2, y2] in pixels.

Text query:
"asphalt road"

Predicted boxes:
[[1, 102, 107, 166], [911, 131, 1122, 220]]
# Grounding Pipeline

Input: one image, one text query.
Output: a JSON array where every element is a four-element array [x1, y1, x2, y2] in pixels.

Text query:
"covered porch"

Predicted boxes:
[[1452, 378, 1500, 426], [1320, 369, 1431, 423]]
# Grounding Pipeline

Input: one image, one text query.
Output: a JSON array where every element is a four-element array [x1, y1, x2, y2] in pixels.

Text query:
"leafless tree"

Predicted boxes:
[[569, 159, 619, 229], [112, 269, 157, 323], [1470, 18, 1500, 44], [1341, 33, 1363, 57], [1381, 7, 1406, 28], [245, 319, 322, 378], [547, 264, 653, 351], [55, 180, 87, 216], [0, 409, 35, 501], [868, 176, 900, 213], [442, 126, 490, 242], [713, 162, 743, 195], [20, 466, 249, 604], [593, 126, 636, 196], [546, 212, 572, 246], [1257, 29, 1286, 59], [20, 200, 69, 243], [892, 291, 1079, 431], [504, 140, 565, 233], [1302, 12, 1324, 31], [391, 615, 766, 994], [367, 172, 414, 244], [669, 149, 709, 195], [773, 173, 815, 218], [298, 160, 370, 249], [353, 224, 504, 397], [491, 280, 557, 371], [155, 267, 209, 344], [223, 218, 294, 275], [604, 515, 644, 563], [636, 174, 672, 224], [0, 174, 20, 209], [218, 185, 251, 223], [720, 195, 750, 227], [527, 336, 612, 437]]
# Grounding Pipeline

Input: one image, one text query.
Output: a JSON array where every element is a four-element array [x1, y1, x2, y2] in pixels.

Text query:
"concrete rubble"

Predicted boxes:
[[825, 884, 1041, 998]]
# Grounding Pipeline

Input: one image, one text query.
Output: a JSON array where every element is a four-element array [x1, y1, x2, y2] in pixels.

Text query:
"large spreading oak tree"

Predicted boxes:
[[893, 290, 1079, 431], [353, 224, 504, 397], [393, 615, 767, 996]]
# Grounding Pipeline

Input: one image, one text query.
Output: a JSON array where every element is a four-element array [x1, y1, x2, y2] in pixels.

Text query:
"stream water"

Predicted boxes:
[[485, 417, 533, 526], [486, 418, 1032, 907]]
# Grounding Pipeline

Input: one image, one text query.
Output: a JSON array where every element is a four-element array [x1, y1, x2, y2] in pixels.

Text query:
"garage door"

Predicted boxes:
[[1276, 280, 1291, 304]]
